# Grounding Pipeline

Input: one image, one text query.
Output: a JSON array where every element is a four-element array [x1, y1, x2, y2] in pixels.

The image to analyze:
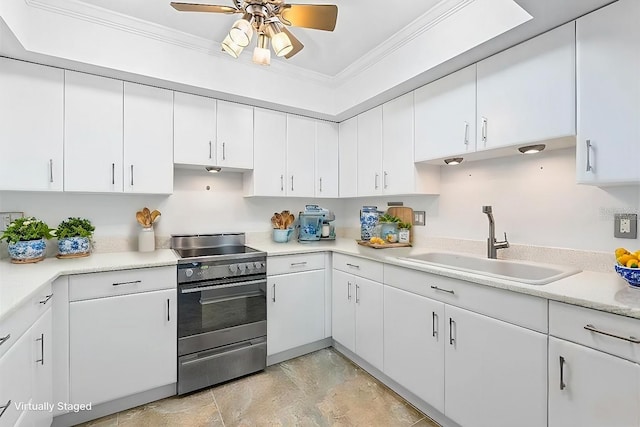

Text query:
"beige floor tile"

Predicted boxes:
[[74, 413, 118, 427], [411, 416, 441, 427]]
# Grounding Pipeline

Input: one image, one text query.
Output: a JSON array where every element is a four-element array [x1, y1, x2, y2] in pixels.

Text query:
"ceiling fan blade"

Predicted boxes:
[[281, 26, 304, 59], [170, 2, 239, 14], [279, 4, 338, 31]]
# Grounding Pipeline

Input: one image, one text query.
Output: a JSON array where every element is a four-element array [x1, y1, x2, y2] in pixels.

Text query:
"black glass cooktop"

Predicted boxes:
[[175, 245, 260, 259]]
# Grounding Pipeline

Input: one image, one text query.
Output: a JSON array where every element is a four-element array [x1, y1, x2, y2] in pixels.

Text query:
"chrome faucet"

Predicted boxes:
[[482, 206, 509, 259]]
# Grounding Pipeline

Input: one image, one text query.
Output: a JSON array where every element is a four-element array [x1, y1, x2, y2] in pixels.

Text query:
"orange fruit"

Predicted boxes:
[[615, 247, 630, 258], [626, 259, 639, 268], [618, 254, 632, 265]]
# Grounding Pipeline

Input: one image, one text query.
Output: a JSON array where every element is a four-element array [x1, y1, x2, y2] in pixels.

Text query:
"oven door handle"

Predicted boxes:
[[181, 339, 264, 366], [180, 278, 267, 294], [200, 291, 264, 305]]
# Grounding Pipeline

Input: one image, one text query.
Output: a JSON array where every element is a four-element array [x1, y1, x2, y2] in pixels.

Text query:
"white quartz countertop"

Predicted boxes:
[[2, 238, 639, 323]]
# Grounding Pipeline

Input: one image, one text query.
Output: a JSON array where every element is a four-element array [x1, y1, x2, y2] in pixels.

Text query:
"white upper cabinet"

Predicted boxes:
[[216, 100, 254, 170], [123, 82, 174, 194], [245, 108, 287, 197], [286, 114, 316, 197], [64, 71, 123, 192], [338, 117, 358, 197], [414, 65, 476, 162], [357, 106, 384, 196], [476, 22, 576, 150], [576, 0, 640, 185], [315, 120, 339, 198], [0, 58, 63, 191], [173, 92, 216, 167]]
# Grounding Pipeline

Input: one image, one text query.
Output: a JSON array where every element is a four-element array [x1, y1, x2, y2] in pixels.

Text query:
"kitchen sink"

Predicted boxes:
[[397, 252, 581, 285]]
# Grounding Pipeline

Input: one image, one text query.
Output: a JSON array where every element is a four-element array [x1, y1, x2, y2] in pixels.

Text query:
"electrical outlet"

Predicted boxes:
[[614, 213, 637, 239], [0, 212, 24, 232]]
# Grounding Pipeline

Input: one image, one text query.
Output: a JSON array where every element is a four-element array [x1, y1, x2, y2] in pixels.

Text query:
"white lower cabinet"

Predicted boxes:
[[69, 288, 176, 405]]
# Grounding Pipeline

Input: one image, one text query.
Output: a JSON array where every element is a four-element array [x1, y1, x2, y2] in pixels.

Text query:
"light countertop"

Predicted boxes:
[[2, 238, 639, 323]]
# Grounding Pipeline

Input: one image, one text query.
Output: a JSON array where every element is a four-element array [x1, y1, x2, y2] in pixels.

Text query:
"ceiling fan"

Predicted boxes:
[[170, 1, 338, 65]]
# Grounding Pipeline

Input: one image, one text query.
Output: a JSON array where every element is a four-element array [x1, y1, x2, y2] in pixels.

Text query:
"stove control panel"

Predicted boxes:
[[178, 258, 266, 283]]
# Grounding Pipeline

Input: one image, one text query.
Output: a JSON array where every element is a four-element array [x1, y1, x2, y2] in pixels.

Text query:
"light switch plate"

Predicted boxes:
[[0, 212, 24, 232], [413, 211, 426, 226], [614, 213, 637, 239]]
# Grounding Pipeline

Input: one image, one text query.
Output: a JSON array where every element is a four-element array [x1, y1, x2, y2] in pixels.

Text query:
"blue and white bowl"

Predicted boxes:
[[58, 236, 91, 256], [615, 264, 640, 288], [8, 239, 46, 262]]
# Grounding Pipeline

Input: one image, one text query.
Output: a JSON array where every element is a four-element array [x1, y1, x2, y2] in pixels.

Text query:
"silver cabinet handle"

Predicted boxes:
[[374, 173, 379, 190], [584, 324, 640, 344], [431, 285, 455, 295], [432, 311, 438, 338], [280, 175, 284, 192], [559, 355, 566, 390], [481, 117, 488, 146], [35, 333, 44, 365], [319, 177, 323, 193], [355, 284, 360, 304], [464, 122, 469, 146], [112, 280, 142, 287], [272, 283, 276, 302], [209, 141, 212, 159], [39, 294, 53, 305], [585, 139, 593, 172], [347, 282, 351, 301], [449, 318, 455, 345], [291, 176, 294, 192], [290, 262, 307, 267], [49, 159, 54, 183], [111, 163, 115, 185], [130, 165, 134, 186], [346, 263, 360, 269], [0, 400, 10, 419], [222, 142, 226, 160], [167, 299, 170, 322], [383, 171, 388, 189], [0, 334, 10, 347]]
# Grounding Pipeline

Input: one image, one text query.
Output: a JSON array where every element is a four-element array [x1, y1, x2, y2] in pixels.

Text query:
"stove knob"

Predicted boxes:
[[247, 262, 255, 271], [254, 261, 263, 270], [229, 264, 238, 274], [184, 268, 194, 278], [238, 263, 246, 273]]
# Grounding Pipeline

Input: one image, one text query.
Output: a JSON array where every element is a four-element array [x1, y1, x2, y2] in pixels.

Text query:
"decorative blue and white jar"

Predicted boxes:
[[360, 206, 380, 241], [58, 236, 91, 257], [8, 239, 46, 263]]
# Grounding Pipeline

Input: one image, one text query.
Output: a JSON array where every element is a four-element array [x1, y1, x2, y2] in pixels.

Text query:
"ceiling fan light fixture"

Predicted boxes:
[[221, 34, 243, 58], [267, 23, 293, 57], [253, 34, 271, 65], [229, 14, 253, 47]]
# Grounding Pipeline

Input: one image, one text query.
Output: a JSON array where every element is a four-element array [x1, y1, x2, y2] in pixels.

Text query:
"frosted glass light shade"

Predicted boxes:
[[271, 31, 293, 57], [229, 18, 253, 47], [221, 34, 243, 58], [252, 47, 271, 65]]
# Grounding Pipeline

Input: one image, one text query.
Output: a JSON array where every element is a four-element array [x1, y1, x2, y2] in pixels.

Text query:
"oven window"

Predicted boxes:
[[179, 281, 266, 338]]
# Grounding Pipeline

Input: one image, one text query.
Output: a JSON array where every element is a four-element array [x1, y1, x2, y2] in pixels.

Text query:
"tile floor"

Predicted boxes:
[[77, 348, 439, 427]]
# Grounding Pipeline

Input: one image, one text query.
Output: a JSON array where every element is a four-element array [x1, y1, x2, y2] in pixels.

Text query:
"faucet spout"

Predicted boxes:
[[482, 205, 508, 259]]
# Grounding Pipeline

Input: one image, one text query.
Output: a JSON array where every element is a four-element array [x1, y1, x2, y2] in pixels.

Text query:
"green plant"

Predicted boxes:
[[0, 217, 54, 244], [379, 213, 401, 223], [398, 222, 412, 230], [55, 217, 95, 239]]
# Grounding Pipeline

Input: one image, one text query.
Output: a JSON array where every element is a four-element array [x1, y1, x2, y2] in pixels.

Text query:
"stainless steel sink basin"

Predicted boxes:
[[398, 252, 580, 285]]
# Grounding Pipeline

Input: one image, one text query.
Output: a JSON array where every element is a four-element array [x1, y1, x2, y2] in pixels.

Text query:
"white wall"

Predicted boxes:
[[343, 148, 640, 252], [0, 168, 346, 240]]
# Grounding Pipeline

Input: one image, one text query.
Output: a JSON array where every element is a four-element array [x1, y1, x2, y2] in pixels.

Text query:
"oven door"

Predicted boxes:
[[178, 277, 267, 357]]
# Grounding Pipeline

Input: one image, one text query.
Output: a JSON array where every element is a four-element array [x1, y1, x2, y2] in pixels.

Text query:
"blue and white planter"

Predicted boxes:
[[8, 239, 46, 263], [58, 236, 91, 257]]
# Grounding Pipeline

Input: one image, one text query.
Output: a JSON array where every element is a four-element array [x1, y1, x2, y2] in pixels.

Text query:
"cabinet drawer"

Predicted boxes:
[[0, 282, 53, 359], [267, 253, 325, 276], [69, 266, 176, 301], [384, 264, 547, 332], [333, 253, 383, 281], [549, 301, 640, 363]]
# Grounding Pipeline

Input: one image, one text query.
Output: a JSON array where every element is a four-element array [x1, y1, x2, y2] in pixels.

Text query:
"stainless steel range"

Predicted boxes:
[[171, 233, 267, 395]]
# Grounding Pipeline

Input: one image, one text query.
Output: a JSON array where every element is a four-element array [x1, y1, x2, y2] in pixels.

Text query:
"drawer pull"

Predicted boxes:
[[0, 334, 10, 347], [39, 293, 53, 305], [432, 312, 438, 338], [112, 280, 142, 287], [347, 282, 351, 301], [290, 262, 307, 267], [449, 318, 456, 345], [272, 283, 276, 303], [355, 284, 360, 304], [0, 400, 10, 419], [346, 263, 360, 269], [35, 333, 44, 365], [559, 356, 566, 390], [584, 324, 640, 344], [431, 285, 455, 295]]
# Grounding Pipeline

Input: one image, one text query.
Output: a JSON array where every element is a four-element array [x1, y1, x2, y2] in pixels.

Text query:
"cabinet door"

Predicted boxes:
[[414, 64, 476, 161], [331, 270, 355, 352], [123, 82, 174, 194], [477, 22, 575, 150], [549, 337, 640, 427], [173, 92, 216, 166], [69, 289, 177, 405], [0, 58, 63, 191], [29, 309, 53, 427], [267, 270, 325, 355], [64, 71, 123, 192], [357, 106, 383, 196], [338, 117, 358, 197], [354, 277, 383, 371], [384, 286, 445, 412], [445, 305, 547, 427], [382, 93, 415, 194], [576, 0, 640, 184], [315, 120, 339, 198], [249, 108, 287, 196], [286, 115, 315, 197], [216, 100, 253, 169], [0, 324, 32, 427]]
